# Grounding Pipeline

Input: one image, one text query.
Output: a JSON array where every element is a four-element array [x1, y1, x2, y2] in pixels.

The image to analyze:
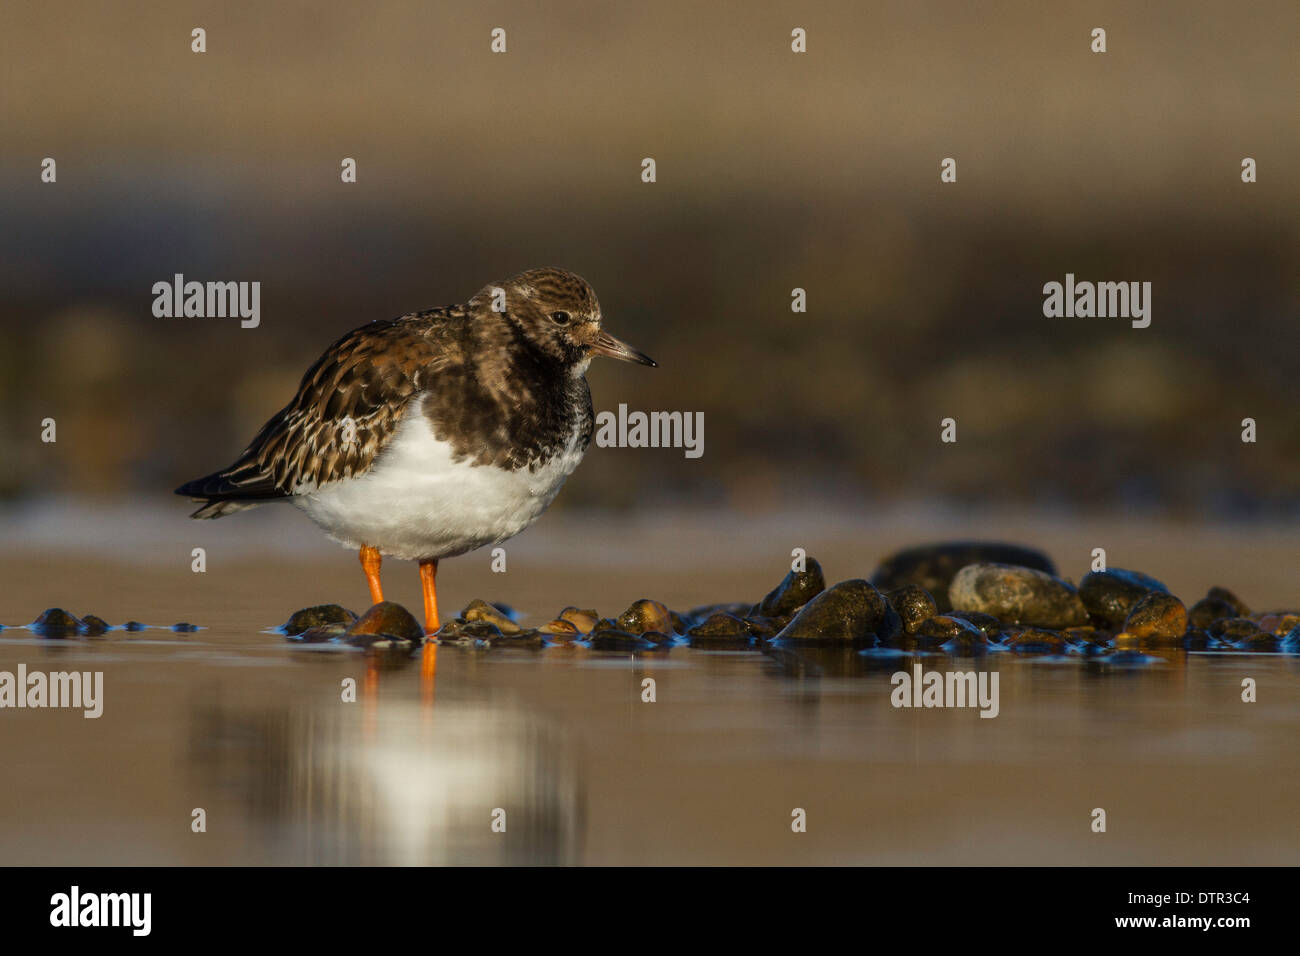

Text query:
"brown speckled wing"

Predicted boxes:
[[179, 310, 458, 504]]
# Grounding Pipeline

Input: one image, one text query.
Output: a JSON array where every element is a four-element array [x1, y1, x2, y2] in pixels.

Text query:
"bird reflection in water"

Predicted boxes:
[[191, 642, 582, 865]]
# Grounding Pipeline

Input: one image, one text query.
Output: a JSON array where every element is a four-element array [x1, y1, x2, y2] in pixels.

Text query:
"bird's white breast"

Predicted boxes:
[[293, 400, 587, 561]]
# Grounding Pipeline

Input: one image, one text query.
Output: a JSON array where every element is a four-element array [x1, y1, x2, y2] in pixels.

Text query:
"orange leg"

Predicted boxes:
[[360, 546, 384, 605], [419, 558, 440, 635]]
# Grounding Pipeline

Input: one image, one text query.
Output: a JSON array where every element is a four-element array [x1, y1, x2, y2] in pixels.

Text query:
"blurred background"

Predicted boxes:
[[1, 0, 1297, 517]]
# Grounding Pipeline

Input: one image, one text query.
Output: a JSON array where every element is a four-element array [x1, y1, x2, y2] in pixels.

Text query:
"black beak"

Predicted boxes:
[[589, 329, 657, 367]]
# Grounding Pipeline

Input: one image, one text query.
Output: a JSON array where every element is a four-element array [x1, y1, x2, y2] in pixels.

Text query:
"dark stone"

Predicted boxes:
[[687, 613, 752, 648], [122, 621, 147, 632], [1001, 627, 1067, 654], [80, 615, 111, 636], [949, 564, 1088, 628], [742, 616, 781, 640], [1079, 569, 1169, 625], [871, 542, 1056, 612], [1209, 617, 1260, 641], [616, 599, 674, 635], [1182, 627, 1213, 650], [755, 558, 826, 619], [1206, 586, 1249, 617], [437, 619, 504, 642], [345, 602, 424, 644], [910, 615, 986, 651], [282, 604, 357, 636], [461, 599, 524, 635], [171, 622, 199, 633], [772, 579, 899, 645], [688, 612, 747, 637], [558, 607, 599, 633], [887, 585, 938, 635], [686, 602, 753, 622], [32, 608, 82, 637], [1188, 598, 1238, 630], [1122, 593, 1187, 642], [947, 610, 1003, 639]]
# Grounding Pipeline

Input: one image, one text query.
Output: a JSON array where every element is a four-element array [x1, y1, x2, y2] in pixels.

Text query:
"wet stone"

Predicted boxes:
[[1188, 598, 1239, 630], [80, 614, 111, 636], [871, 542, 1056, 612], [1182, 627, 1213, 650], [910, 615, 985, 651], [1256, 612, 1300, 635], [947, 610, 1002, 639], [949, 563, 1088, 629], [1206, 586, 1249, 618], [688, 612, 747, 637], [32, 608, 82, 637], [282, 604, 357, 636], [616, 599, 674, 636], [1122, 593, 1187, 642], [558, 607, 599, 634], [1079, 569, 1169, 626], [122, 621, 147, 632], [461, 599, 523, 635], [742, 616, 781, 640], [1209, 617, 1260, 641], [539, 619, 580, 641], [772, 579, 898, 646], [754, 558, 826, 619], [437, 619, 503, 642], [345, 602, 424, 645], [688, 613, 753, 648], [171, 622, 199, 633], [686, 602, 753, 623], [1001, 627, 1068, 654], [887, 585, 938, 635]]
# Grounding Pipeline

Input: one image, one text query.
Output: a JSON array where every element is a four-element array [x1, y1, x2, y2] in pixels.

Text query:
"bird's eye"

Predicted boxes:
[[549, 311, 571, 325]]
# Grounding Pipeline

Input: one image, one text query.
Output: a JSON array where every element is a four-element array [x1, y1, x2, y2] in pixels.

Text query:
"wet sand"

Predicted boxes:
[[0, 502, 1297, 865]]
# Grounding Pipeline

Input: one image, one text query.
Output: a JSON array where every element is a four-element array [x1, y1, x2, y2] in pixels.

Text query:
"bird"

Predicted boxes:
[[175, 267, 655, 634]]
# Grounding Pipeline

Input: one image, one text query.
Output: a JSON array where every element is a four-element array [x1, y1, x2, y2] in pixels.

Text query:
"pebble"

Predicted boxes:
[[910, 615, 986, 651], [687, 612, 754, 648], [81, 614, 111, 636], [616, 599, 674, 636], [31, 608, 82, 637], [754, 558, 826, 620], [1078, 569, 1169, 626], [1001, 627, 1068, 654], [1122, 593, 1187, 642], [887, 585, 938, 635], [1188, 597, 1239, 630], [871, 542, 1056, 612], [947, 610, 1003, 639], [344, 602, 425, 646], [461, 599, 524, 635], [558, 607, 600, 634], [949, 563, 1088, 628], [282, 604, 357, 635], [1206, 586, 1249, 617], [772, 579, 899, 645]]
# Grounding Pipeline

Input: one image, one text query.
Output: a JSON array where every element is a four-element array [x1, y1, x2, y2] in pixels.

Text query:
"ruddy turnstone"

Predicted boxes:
[[176, 267, 655, 633]]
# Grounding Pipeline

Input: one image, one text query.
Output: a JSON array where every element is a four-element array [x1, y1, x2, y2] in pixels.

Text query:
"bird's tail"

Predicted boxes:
[[176, 460, 284, 519]]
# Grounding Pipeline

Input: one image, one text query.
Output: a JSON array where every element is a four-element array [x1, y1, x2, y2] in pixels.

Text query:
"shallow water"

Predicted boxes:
[[1, 504, 1298, 864]]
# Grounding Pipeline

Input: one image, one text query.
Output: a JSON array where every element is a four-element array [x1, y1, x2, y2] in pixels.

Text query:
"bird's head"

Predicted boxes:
[[478, 267, 657, 370]]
